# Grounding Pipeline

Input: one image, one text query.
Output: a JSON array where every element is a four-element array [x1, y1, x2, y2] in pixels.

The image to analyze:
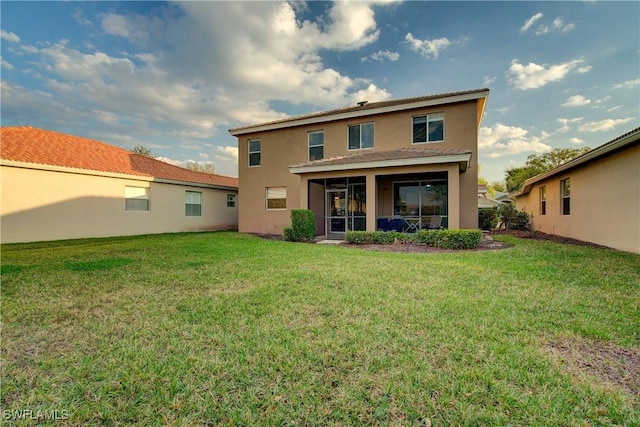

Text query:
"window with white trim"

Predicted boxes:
[[561, 178, 570, 215], [227, 194, 236, 208], [248, 139, 261, 167], [412, 113, 444, 144], [348, 122, 374, 150], [185, 191, 202, 216], [540, 186, 546, 215], [266, 187, 286, 210], [308, 130, 324, 161], [125, 186, 149, 211]]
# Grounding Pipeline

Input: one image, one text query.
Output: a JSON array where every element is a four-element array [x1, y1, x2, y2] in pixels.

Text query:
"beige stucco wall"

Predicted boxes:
[[515, 145, 639, 254], [0, 165, 238, 243], [237, 101, 480, 235]]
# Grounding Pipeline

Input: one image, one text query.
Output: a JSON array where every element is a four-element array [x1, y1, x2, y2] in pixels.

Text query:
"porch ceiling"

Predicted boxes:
[[289, 147, 472, 174]]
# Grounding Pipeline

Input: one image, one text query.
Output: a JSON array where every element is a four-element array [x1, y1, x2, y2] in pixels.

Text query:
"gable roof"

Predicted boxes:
[[517, 126, 640, 196], [229, 88, 489, 136], [0, 126, 238, 189], [289, 146, 473, 174]]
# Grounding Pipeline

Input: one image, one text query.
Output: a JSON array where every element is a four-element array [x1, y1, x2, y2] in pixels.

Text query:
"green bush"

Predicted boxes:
[[283, 227, 295, 242], [347, 229, 482, 250], [345, 231, 403, 244], [497, 203, 531, 231], [437, 229, 483, 249], [478, 208, 499, 230], [512, 211, 531, 231], [414, 229, 482, 249], [283, 209, 316, 242]]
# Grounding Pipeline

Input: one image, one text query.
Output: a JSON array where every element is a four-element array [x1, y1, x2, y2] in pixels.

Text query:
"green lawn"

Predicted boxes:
[[1, 232, 638, 425]]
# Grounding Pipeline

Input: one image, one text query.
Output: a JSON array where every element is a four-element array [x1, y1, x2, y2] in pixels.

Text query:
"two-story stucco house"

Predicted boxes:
[[229, 89, 489, 239]]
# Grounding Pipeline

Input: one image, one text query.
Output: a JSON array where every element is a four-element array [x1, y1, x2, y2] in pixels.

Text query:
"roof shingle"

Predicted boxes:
[[0, 126, 238, 188], [289, 146, 472, 168]]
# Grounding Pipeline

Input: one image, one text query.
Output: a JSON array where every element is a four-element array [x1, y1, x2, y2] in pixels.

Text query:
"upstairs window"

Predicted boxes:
[[540, 186, 547, 215], [125, 186, 149, 211], [348, 122, 374, 150], [185, 191, 202, 216], [308, 131, 324, 161], [413, 113, 444, 144], [248, 139, 261, 167], [266, 187, 286, 210], [561, 178, 570, 215]]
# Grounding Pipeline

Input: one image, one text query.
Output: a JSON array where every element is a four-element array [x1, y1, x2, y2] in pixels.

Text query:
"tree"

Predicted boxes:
[[185, 161, 216, 174], [131, 145, 154, 158], [505, 147, 590, 193], [490, 181, 506, 193]]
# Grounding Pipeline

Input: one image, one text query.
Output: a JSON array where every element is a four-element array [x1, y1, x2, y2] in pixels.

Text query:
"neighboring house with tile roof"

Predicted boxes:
[[229, 89, 489, 238], [1, 126, 238, 243], [515, 127, 639, 254]]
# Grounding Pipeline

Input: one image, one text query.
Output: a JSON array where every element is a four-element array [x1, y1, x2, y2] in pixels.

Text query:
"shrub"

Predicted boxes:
[[497, 203, 531, 231], [414, 229, 482, 249], [478, 208, 499, 231], [512, 211, 531, 231], [283, 227, 295, 242], [437, 229, 482, 250], [345, 231, 403, 244], [283, 209, 316, 242], [413, 230, 440, 246]]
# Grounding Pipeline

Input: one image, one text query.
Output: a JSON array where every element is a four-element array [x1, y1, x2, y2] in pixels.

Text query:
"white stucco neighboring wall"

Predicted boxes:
[[1, 164, 238, 243]]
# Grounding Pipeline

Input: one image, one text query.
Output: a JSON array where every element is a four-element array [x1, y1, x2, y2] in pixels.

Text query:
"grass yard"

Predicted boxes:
[[1, 232, 639, 426]]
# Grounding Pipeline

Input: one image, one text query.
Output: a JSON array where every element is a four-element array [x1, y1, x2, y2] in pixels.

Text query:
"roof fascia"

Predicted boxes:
[[0, 160, 238, 189], [288, 153, 472, 174], [517, 128, 640, 196], [0, 160, 153, 181], [153, 178, 238, 190], [231, 90, 489, 136]]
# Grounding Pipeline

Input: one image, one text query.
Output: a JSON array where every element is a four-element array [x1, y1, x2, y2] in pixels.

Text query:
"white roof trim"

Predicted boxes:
[[231, 90, 489, 136], [1, 159, 238, 190], [0, 159, 154, 181], [289, 153, 472, 174]]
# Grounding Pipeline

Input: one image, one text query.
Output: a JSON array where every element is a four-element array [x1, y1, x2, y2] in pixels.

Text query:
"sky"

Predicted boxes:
[[1, 1, 638, 182]]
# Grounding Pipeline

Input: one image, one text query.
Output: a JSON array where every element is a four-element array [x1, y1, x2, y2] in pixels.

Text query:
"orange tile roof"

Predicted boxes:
[[0, 126, 238, 189]]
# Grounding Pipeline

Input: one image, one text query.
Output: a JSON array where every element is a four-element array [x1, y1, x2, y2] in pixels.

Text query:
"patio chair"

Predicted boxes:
[[377, 218, 389, 231], [388, 218, 405, 232], [425, 215, 442, 230]]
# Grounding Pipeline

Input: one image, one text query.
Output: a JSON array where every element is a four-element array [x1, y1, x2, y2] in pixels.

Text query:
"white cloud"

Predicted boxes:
[[507, 59, 586, 90], [612, 79, 640, 89], [0, 29, 20, 43], [405, 33, 464, 59], [4, 1, 394, 146], [104, 1, 392, 118], [1, 58, 14, 70], [521, 13, 575, 35], [562, 95, 591, 107], [482, 76, 496, 86], [520, 13, 543, 33], [479, 123, 552, 158], [578, 118, 636, 132], [569, 137, 584, 145], [361, 50, 400, 62], [557, 117, 583, 133]]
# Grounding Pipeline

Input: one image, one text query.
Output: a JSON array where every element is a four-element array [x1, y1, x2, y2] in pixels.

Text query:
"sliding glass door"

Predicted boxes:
[[325, 178, 366, 238]]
